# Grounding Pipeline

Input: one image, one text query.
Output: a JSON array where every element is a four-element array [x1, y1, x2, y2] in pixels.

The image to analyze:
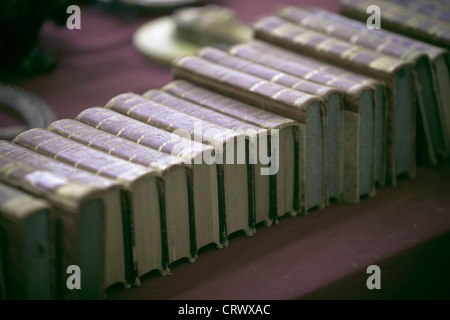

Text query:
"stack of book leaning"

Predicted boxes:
[[1, 0, 449, 299]]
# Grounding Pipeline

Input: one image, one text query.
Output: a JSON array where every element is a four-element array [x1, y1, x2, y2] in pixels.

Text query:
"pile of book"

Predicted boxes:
[[1, 1, 449, 299]]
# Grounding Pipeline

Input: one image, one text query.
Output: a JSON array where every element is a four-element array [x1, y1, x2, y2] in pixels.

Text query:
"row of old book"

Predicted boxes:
[[1, 2, 450, 299]]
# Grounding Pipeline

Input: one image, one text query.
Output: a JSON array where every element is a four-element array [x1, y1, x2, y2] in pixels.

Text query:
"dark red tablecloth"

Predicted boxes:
[[2, 0, 450, 300]]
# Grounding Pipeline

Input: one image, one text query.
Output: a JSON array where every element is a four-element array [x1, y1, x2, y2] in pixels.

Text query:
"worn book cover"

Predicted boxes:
[[48, 119, 198, 264], [308, 6, 450, 162], [75, 107, 224, 250], [105, 93, 256, 237], [196, 46, 346, 205], [12, 129, 168, 284], [0, 140, 130, 293], [279, 6, 448, 165], [142, 88, 276, 226], [171, 54, 327, 213], [388, 0, 450, 22], [162, 80, 300, 218], [0, 182, 52, 300], [0, 152, 105, 299], [230, 41, 379, 203]]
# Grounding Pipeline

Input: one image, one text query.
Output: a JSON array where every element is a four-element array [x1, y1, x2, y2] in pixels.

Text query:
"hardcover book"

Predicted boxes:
[[162, 80, 300, 218], [388, 0, 450, 22], [0, 141, 130, 293], [0, 236, 6, 299], [12, 129, 171, 283], [142, 89, 276, 226], [306, 6, 450, 163], [229, 42, 379, 203], [252, 16, 416, 186], [196, 46, 345, 204], [339, 0, 450, 50], [278, 6, 448, 164], [105, 93, 256, 237], [75, 107, 223, 250], [48, 119, 197, 264], [230, 40, 390, 189], [0, 152, 106, 299], [171, 54, 327, 212], [0, 181, 52, 300]]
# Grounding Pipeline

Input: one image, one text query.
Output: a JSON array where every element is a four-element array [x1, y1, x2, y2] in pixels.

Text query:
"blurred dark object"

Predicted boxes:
[[0, 0, 94, 80], [0, 83, 57, 140], [93, 0, 206, 16], [116, 0, 205, 13]]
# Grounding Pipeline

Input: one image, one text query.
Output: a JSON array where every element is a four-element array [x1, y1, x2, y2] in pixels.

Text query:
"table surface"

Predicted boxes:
[[2, 0, 450, 300]]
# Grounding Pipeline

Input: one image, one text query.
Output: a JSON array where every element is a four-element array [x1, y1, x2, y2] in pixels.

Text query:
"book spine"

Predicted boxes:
[[48, 119, 182, 172], [0, 182, 51, 218], [13, 128, 151, 184], [105, 93, 236, 147], [172, 54, 323, 124], [0, 153, 104, 299], [12, 130, 146, 286], [339, 0, 450, 50], [389, 0, 450, 22], [229, 44, 365, 114], [278, 6, 426, 62], [143, 89, 259, 133], [252, 15, 407, 79], [161, 81, 300, 220], [162, 80, 297, 130], [0, 151, 96, 212], [197, 47, 338, 101], [140, 90, 258, 235], [0, 141, 118, 190], [48, 119, 199, 264], [230, 42, 382, 192], [306, 7, 446, 60], [234, 41, 385, 86], [76, 108, 225, 249], [76, 107, 212, 165]]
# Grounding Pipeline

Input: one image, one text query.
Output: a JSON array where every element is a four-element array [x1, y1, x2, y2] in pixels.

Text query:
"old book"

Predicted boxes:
[[388, 0, 450, 22], [142, 88, 276, 226], [303, 6, 450, 162], [278, 6, 448, 164], [196, 46, 345, 204], [253, 16, 416, 187], [105, 93, 256, 237], [0, 141, 130, 293], [0, 181, 52, 300], [171, 54, 327, 213], [230, 42, 379, 203], [339, 0, 450, 50], [0, 152, 107, 300], [75, 107, 223, 250], [162, 80, 300, 219], [12, 129, 171, 283], [48, 119, 197, 266], [231, 40, 390, 189]]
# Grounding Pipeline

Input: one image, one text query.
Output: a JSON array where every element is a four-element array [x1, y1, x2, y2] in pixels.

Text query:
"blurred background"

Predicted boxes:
[[0, 0, 339, 138]]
